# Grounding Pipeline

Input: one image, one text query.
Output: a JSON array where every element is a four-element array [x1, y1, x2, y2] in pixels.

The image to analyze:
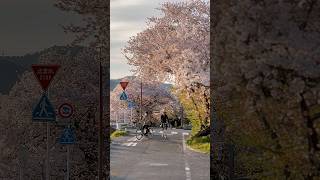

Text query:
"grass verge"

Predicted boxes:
[[111, 130, 128, 139], [186, 135, 210, 154]]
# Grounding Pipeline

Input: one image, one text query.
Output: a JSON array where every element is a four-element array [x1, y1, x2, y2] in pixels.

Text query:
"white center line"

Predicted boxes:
[[182, 133, 192, 180], [149, 163, 169, 166]]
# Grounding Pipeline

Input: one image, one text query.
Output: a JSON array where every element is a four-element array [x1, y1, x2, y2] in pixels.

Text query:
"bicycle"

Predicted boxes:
[[135, 124, 153, 140], [160, 122, 168, 140]]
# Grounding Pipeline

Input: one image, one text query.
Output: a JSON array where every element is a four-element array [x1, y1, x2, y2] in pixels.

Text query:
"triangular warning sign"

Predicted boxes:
[[32, 64, 60, 91], [120, 91, 128, 100], [120, 81, 129, 90], [32, 94, 56, 122], [59, 127, 75, 144]]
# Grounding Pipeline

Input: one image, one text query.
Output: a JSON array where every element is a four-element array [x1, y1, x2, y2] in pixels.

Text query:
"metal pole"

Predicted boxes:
[[46, 90, 50, 180], [67, 145, 70, 180], [140, 80, 142, 122], [123, 108, 125, 123], [98, 53, 104, 179], [116, 111, 118, 128], [130, 108, 133, 124], [46, 122, 49, 180], [20, 164, 23, 180]]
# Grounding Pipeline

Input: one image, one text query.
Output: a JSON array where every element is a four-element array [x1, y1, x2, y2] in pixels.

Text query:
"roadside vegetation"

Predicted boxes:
[[111, 130, 128, 139], [186, 135, 210, 154]]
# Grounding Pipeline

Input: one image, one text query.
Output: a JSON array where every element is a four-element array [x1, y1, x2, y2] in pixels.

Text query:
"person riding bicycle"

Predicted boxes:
[[142, 111, 152, 136], [160, 111, 169, 138]]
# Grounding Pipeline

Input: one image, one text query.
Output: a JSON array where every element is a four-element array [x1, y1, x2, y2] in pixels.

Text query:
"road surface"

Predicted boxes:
[[110, 128, 209, 180]]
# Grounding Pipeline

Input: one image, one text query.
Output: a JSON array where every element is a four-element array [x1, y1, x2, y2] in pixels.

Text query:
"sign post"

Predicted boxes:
[[32, 64, 60, 180], [119, 81, 129, 124], [58, 103, 74, 119], [59, 126, 76, 180], [119, 91, 128, 100], [32, 94, 56, 122], [58, 102, 74, 180]]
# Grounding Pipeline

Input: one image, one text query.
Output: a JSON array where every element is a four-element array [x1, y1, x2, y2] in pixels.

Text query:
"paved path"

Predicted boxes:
[[110, 128, 209, 180]]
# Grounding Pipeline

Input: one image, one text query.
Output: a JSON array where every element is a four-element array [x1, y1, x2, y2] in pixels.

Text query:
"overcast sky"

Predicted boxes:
[[0, 0, 81, 56], [0, 0, 186, 79], [110, 0, 185, 79]]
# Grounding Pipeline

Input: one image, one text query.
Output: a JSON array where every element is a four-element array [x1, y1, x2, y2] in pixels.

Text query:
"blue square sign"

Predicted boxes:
[[32, 94, 56, 122]]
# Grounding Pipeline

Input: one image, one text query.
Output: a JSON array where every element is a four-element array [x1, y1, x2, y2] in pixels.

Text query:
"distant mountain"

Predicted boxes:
[[110, 79, 121, 91], [110, 76, 136, 91], [0, 46, 83, 94], [110, 76, 173, 91], [0, 47, 173, 94], [0, 53, 40, 94]]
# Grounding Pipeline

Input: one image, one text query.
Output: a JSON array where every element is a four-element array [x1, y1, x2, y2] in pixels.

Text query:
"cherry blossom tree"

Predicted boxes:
[[0, 46, 109, 179], [54, 1, 110, 178], [110, 77, 179, 125], [124, 0, 210, 134], [213, 0, 320, 178]]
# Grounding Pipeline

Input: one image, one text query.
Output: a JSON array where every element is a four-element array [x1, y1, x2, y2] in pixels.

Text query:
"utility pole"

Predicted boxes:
[[140, 80, 142, 122], [98, 47, 104, 180]]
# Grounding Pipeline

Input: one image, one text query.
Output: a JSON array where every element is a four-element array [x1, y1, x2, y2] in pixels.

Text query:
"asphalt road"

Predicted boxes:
[[110, 128, 209, 180]]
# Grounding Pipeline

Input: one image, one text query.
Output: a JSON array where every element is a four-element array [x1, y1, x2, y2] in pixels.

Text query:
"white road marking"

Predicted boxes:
[[182, 134, 187, 151], [182, 133, 192, 180], [127, 137, 137, 142], [123, 142, 137, 146], [171, 131, 178, 135], [123, 142, 132, 146], [149, 163, 168, 166]]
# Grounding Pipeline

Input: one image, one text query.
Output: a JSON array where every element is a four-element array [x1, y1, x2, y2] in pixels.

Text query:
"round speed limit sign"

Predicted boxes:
[[128, 93, 133, 99], [58, 103, 74, 118]]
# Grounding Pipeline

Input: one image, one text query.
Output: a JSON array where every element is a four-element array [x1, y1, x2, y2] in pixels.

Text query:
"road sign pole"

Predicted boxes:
[[46, 122, 49, 180], [67, 145, 70, 180], [46, 90, 50, 180], [116, 111, 118, 128], [31, 64, 60, 180], [123, 108, 125, 123], [130, 108, 133, 124]]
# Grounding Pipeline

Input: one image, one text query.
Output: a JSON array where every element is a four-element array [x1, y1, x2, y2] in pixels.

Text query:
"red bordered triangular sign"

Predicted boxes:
[[32, 64, 60, 91], [120, 81, 129, 90]]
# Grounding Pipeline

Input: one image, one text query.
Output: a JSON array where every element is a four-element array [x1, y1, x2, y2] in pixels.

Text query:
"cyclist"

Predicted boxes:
[[160, 111, 169, 138], [142, 111, 152, 136]]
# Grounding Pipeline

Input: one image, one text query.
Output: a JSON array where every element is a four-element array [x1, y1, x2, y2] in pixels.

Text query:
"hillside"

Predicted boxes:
[[0, 46, 84, 94], [0, 47, 172, 94], [110, 76, 172, 91], [0, 56, 39, 94]]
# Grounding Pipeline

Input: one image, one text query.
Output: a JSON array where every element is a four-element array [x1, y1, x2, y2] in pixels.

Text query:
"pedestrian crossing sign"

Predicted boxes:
[[120, 91, 128, 100], [128, 101, 135, 108], [32, 94, 56, 122], [59, 127, 76, 144]]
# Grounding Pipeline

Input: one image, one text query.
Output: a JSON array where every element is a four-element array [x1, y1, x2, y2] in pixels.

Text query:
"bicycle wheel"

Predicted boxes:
[[136, 129, 143, 140], [147, 128, 153, 138]]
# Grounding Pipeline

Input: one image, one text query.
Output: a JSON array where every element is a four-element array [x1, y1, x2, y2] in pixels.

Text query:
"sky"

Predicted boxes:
[[110, 0, 185, 79], [0, 0, 81, 56], [0, 0, 185, 79]]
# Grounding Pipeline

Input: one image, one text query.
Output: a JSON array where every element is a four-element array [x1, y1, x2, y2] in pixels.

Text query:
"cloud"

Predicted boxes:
[[110, 0, 170, 79]]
